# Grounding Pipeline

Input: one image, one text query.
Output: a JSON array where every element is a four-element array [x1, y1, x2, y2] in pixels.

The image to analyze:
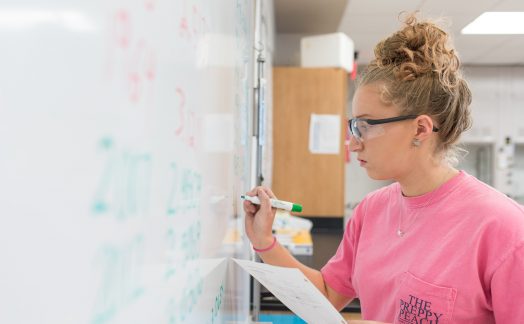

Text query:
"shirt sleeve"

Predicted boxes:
[[491, 241, 524, 323], [320, 202, 364, 299]]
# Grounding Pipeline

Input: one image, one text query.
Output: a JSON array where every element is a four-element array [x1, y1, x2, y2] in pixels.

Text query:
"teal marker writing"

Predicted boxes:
[[240, 195, 302, 213]]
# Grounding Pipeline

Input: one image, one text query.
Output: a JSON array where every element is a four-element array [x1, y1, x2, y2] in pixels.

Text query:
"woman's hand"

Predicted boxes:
[[243, 186, 277, 249]]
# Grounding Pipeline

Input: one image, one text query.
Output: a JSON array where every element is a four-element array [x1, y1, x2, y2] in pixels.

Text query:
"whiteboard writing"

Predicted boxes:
[[91, 235, 145, 324], [91, 137, 152, 220], [166, 161, 202, 217]]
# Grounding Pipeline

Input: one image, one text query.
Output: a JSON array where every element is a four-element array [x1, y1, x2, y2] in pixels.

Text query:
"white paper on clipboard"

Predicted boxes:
[[232, 258, 347, 324]]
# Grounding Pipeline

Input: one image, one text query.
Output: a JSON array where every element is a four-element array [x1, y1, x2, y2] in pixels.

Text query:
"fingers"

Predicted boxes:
[[254, 186, 276, 199], [246, 187, 258, 196], [243, 186, 277, 214], [244, 187, 259, 214], [243, 200, 256, 214], [262, 187, 276, 199], [246, 186, 277, 199], [257, 187, 271, 210]]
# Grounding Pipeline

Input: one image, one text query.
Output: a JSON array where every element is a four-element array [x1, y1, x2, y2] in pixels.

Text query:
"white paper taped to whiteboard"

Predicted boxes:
[[309, 113, 341, 154]]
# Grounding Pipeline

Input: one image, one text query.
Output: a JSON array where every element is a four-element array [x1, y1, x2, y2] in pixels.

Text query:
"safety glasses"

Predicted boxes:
[[348, 115, 439, 142]]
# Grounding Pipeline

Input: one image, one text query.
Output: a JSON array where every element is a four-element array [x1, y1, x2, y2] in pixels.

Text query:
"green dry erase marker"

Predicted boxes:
[[240, 195, 302, 212]]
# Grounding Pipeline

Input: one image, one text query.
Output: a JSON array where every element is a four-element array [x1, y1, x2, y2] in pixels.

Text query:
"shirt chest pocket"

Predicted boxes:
[[394, 272, 457, 324]]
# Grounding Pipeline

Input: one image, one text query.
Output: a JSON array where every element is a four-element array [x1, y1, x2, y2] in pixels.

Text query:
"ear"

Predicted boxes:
[[413, 115, 435, 141]]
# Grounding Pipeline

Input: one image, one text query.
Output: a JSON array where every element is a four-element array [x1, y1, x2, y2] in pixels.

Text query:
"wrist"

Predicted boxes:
[[251, 235, 274, 248], [252, 236, 277, 253]]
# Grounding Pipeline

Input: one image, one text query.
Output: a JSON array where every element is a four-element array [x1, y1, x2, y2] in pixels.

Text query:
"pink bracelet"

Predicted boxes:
[[253, 236, 277, 253]]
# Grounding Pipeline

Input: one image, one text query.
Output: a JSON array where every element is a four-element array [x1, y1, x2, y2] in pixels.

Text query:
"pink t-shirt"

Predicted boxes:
[[321, 171, 524, 323]]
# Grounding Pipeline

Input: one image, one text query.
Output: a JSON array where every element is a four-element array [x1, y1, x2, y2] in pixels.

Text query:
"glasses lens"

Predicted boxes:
[[349, 119, 361, 141], [350, 119, 387, 142]]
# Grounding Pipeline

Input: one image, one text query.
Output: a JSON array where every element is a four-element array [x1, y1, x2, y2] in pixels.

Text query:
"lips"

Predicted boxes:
[[358, 158, 367, 166]]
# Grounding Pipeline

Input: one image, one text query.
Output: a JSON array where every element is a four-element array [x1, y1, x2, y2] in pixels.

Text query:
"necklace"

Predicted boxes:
[[396, 170, 456, 238], [397, 200, 434, 238]]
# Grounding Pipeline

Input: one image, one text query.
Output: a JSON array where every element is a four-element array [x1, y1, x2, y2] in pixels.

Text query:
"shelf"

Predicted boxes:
[[460, 138, 495, 145], [513, 138, 524, 145]]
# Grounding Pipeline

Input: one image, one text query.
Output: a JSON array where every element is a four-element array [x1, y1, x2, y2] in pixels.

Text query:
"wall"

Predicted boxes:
[[273, 30, 524, 207], [273, 36, 390, 209], [461, 65, 524, 201], [274, 33, 307, 66]]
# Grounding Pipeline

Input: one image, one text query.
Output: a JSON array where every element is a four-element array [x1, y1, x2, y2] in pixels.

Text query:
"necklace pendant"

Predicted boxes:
[[397, 229, 405, 237]]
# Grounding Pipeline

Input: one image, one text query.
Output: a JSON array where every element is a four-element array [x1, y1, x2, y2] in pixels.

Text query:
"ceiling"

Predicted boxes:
[[275, 0, 524, 65], [274, 0, 348, 33]]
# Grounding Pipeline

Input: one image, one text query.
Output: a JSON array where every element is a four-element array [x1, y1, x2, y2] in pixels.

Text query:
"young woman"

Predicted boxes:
[[244, 15, 524, 323]]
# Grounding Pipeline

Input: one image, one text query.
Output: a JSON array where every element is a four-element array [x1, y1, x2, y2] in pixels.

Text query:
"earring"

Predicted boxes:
[[412, 138, 421, 147]]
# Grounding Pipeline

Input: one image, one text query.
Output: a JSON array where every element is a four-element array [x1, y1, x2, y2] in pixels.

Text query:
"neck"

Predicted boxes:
[[398, 164, 459, 197]]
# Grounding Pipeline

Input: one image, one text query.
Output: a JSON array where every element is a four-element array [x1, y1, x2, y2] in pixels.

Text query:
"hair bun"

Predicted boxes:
[[373, 14, 459, 83]]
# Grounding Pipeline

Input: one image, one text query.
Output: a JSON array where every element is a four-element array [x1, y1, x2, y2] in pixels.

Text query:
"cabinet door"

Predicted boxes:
[[273, 67, 347, 217]]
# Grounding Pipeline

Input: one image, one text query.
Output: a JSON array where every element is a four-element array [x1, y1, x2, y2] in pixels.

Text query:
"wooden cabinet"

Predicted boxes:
[[272, 67, 347, 217]]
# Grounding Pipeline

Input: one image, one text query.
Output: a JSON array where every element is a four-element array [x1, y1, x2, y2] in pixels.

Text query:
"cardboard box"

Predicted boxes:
[[301, 32, 354, 72]]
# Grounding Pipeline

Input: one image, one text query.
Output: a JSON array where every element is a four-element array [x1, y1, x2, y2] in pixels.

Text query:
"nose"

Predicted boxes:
[[348, 134, 362, 152]]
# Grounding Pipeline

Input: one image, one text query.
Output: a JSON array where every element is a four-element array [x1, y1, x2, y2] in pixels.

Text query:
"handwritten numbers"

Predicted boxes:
[[166, 162, 202, 217], [181, 221, 201, 265], [128, 39, 157, 103], [113, 9, 131, 49], [211, 284, 225, 324], [91, 236, 145, 324], [165, 228, 177, 279], [91, 138, 152, 220], [144, 0, 156, 11]]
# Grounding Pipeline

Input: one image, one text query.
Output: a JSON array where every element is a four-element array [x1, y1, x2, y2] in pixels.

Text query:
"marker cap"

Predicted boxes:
[[291, 204, 302, 212]]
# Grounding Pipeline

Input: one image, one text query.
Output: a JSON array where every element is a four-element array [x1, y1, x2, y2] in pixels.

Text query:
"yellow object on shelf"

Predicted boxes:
[[272, 210, 314, 255], [275, 228, 313, 256], [292, 230, 312, 244]]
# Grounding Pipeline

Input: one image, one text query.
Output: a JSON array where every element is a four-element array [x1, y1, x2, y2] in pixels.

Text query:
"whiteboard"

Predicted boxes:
[[0, 1, 255, 323]]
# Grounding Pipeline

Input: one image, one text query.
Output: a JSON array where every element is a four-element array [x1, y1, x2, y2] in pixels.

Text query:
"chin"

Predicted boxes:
[[365, 168, 392, 181]]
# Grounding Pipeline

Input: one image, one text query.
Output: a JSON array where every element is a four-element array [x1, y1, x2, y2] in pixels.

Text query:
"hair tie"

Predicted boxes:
[[253, 236, 277, 253]]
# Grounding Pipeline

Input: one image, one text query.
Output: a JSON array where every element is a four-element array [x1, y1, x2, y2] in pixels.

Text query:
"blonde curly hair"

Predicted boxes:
[[358, 14, 472, 165]]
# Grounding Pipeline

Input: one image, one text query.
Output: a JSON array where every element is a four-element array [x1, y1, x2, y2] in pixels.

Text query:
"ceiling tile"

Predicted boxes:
[[453, 34, 509, 63], [279, 0, 524, 65], [470, 36, 524, 64], [419, 0, 501, 15], [275, 0, 348, 33], [345, 0, 422, 15], [494, 0, 524, 11], [339, 14, 407, 35]]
